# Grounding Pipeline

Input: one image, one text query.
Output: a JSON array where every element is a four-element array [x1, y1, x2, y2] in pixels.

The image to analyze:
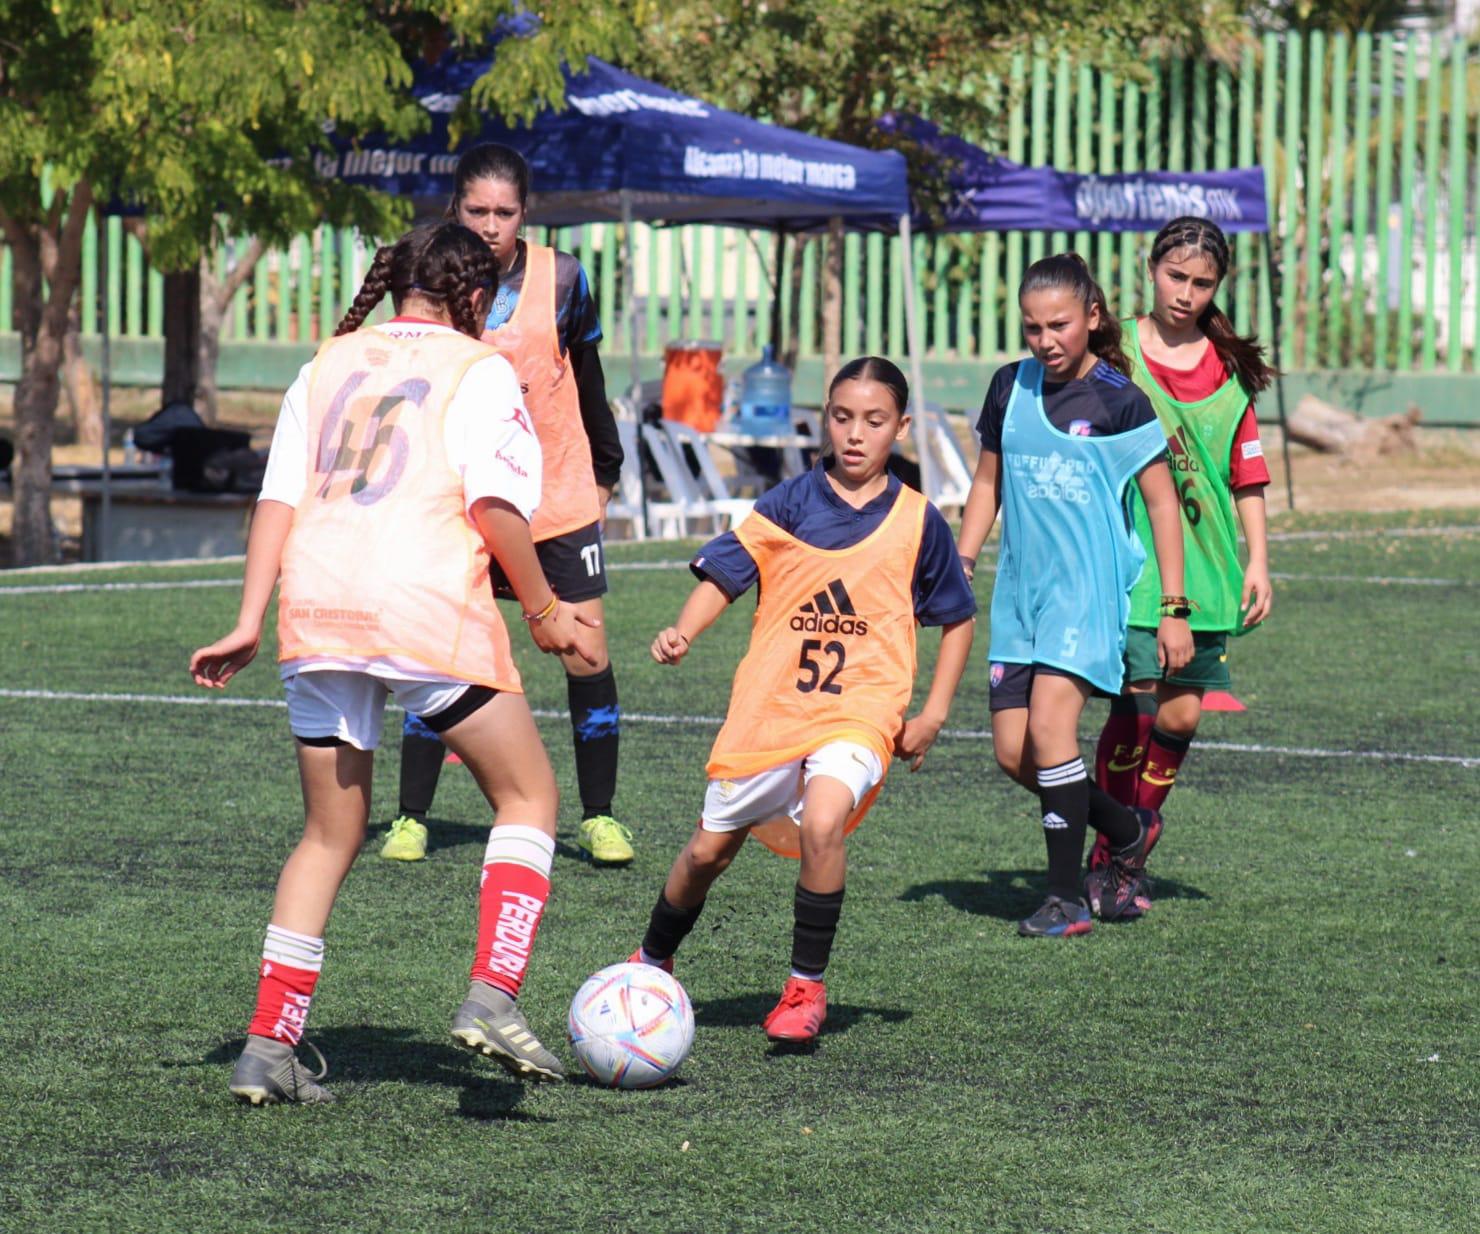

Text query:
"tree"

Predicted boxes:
[[0, 1, 639, 565], [623, 0, 1247, 381]]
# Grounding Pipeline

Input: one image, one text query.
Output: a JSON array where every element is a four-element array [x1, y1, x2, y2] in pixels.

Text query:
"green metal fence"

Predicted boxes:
[[4, 31, 1477, 384]]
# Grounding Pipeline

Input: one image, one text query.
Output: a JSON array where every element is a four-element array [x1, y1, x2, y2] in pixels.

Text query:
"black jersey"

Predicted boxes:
[[976, 359, 1157, 452]]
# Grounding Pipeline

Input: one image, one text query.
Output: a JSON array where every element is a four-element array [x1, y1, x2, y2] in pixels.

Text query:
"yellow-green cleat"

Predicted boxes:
[[577, 815, 634, 866], [380, 815, 428, 862]]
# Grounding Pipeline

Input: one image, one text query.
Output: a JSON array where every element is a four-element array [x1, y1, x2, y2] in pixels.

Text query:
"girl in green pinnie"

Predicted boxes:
[[1090, 216, 1277, 883]]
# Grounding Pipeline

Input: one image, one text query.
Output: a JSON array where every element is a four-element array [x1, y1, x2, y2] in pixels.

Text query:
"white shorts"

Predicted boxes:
[[701, 741, 884, 833], [284, 669, 472, 751]]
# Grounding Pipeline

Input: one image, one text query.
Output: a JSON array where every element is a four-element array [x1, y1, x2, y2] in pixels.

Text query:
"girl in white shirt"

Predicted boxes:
[[191, 222, 597, 1104]]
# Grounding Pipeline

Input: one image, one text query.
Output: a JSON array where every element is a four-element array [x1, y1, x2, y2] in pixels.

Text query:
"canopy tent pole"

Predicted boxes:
[[619, 190, 650, 539], [897, 213, 936, 503], [620, 191, 640, 403], [1261, 231, 1296, 511], [770, 228, 787, 354], [99, 218, 113, 560]]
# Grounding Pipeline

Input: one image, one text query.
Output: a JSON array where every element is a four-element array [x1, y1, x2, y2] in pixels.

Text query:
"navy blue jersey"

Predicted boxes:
[[691, 463, 977, 627], [977, 359, 1156, 452], [486, 244, 602, 355]]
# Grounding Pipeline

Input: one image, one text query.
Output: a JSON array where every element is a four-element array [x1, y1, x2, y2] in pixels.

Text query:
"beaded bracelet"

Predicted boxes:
[[523, 594, 559, 624]]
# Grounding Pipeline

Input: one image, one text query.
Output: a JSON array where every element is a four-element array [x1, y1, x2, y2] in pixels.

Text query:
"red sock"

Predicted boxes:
[[470, 825, 555, 998], [1095, 695, 1157, 806], [246, 924, 324, 1045], [1136, 727, 1193, 812]]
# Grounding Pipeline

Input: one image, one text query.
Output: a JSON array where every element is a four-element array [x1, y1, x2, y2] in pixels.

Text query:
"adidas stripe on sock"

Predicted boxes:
[[1037, 757, 1090, 901]]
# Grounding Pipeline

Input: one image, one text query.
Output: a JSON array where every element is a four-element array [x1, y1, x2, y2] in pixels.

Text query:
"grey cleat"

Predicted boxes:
[[229, 1035, 334, 1106], [450, 982, 565, 1082]]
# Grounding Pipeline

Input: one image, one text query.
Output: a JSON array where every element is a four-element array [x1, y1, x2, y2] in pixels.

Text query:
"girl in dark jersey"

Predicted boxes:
[[957, 254, 1192, 938], [386, 144, 634, 868], [1088, 217, 1276, 879]]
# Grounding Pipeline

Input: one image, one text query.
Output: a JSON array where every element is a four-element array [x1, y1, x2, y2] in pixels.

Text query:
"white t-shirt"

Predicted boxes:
[[262, 319, 543, 687], [259, 319, 542, 521]]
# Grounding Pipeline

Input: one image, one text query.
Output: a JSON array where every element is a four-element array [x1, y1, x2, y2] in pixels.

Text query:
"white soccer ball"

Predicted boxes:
[[568, 962, 695, 1089]]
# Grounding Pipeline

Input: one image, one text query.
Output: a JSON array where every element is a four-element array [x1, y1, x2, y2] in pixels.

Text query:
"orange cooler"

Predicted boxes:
[[661, 339, 724, 431]]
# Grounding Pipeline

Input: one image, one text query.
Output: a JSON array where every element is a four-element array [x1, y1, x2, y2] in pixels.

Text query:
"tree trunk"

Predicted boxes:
[[12, 296, 64, 565], [161, 267, 201, 407], [63, 294, 103, 448], [197, 266, 224, 425], [782, 235, 807, 372], [820, 217, 844, 399], [196, 238, 264, 423], [2, 183, 93, 566]]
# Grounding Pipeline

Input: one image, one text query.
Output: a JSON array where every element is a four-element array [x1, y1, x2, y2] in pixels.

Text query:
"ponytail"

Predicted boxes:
[[1149, 216, 1278, 393], [1019, 252, 1130, 375], [1196, 300, 1276, 395], [334, 222, 497, 340]]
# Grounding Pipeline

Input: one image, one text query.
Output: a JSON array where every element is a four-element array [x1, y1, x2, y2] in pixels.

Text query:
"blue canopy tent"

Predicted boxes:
[[326, 55, 910, 229], [883, 113, 1293, 507], [314, 52, 931, 497]]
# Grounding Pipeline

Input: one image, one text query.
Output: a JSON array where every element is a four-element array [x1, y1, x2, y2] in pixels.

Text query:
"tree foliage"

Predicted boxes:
[[0, 1, 635, 563], [622, 0, 1248, 153]]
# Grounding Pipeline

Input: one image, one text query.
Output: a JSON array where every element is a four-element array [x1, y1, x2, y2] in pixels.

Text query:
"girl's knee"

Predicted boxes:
[[995, 749, 1024, 781], [683, 834, 738, 881], [1157, 691, 1203, 738]]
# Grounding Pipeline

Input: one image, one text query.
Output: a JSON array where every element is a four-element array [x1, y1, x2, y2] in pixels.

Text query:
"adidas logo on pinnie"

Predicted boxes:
[[790, 578, 869, 636]]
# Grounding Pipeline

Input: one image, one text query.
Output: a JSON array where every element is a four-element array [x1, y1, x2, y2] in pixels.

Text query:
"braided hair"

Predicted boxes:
[[1019, 252, 1130, 375], [335, 222, 497, 339], [1148, 216, 1276, 393]]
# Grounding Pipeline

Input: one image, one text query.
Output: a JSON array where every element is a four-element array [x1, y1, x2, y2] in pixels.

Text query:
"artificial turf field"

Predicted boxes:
[[1, 508, 1475, 1233]]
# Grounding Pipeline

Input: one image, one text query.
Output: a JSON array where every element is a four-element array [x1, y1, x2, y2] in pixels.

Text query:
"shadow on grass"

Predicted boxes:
[[370, 818, 603, 868], [199, 1027, 549, 1122], [693, 992, 911, 1048], [898, 868, 1211, 922]]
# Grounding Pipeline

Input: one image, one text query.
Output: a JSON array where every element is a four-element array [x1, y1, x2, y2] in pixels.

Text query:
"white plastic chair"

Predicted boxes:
[[610, 415, 690, 541], [661, 421, 755, 526], [919, 403, 973, 514], [605, 416, 647, 540], [785, 406, 822, 477], [640, 424, 744, 536]]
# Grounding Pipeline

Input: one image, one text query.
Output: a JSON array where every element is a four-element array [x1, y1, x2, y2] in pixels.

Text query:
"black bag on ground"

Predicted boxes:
[[200, 445, 268, 494], [171, 428, 252, 492], [132, 401, 205, 454]]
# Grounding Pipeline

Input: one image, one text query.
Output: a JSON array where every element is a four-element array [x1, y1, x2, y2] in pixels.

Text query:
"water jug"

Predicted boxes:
[[736, 345, 792, 436]]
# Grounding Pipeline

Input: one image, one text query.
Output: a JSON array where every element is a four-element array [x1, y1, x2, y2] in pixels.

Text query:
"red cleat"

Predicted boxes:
[[762, 977, 827, 1043], [627, 947, 673, 974]]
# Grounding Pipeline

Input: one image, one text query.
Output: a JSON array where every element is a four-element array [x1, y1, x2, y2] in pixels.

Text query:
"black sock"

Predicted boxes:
[[398, 731, 445, 822], [791, 884, 845, 979], [1087, 783, 1141, 849], [641, 892, 704, 962], [568, 666, 620, 819], [1037, 757, 1090, 901]]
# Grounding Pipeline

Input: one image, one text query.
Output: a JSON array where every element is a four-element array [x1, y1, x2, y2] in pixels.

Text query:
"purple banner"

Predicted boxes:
[[881, 115, 1268, 234]]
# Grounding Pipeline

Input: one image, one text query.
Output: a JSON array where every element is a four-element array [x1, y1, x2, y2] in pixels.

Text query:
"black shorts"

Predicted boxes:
[[988, 661, 1091, 712], [490, 520, 609, 604]]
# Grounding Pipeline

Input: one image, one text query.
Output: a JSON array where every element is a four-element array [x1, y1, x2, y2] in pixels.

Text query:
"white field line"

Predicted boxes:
[[0, 554, 245, 576], [0, 578, 240, 596], [1, 687, 1474, 768], [2, 560, 1472, 595], [1265, 525, 1477, 542], [0, 520, 1470, 584]]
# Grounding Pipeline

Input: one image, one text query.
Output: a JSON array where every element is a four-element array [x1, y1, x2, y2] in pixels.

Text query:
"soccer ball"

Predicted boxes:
[[568, 962, 695, 1089]]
